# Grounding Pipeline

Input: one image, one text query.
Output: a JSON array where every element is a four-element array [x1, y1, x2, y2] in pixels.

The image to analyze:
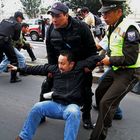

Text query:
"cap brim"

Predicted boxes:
[[47, 8, 63, 15], [98, 6, 114, 13]]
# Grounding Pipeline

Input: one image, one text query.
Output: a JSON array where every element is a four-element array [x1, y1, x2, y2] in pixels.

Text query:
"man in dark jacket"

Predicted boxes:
[[0, 11, 24, 83], [8, 50, 104, 140], [40, 2, 97, 129]]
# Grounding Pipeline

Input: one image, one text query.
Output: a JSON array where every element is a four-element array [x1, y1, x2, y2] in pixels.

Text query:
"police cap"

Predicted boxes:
[[14, 11, 25, 19], [99, 0, 126, 13]]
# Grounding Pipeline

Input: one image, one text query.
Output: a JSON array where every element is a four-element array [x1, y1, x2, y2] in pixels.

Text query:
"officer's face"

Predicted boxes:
[[58, 55, 75, 73], [16, 17, 23, 23], [101, 8, 122, 25], [51, 13, 69, 29]]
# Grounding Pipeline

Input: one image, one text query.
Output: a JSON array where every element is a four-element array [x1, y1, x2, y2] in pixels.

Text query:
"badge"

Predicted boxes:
[[127, 31, 136, 42]]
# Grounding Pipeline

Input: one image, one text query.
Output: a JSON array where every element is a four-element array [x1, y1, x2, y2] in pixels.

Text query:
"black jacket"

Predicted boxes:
[[0, 17, 21, 41], [46, 16, 97, 64], [18, 55, 103, 106]]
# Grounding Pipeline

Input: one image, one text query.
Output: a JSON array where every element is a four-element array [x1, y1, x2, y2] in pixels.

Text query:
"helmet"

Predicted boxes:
[[99, 0, 126, 13], [14, 11, 25, 19]]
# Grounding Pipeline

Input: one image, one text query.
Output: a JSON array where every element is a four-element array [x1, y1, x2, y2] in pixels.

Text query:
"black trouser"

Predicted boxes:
[[0, 40, 18, 80], [0, 52, 4, 63], [40, 73, 93, 119], [81, 72, 93, 119], [22, 44, 36, 60], [90, 68, 138, 140], [40, 77, 53, 101]]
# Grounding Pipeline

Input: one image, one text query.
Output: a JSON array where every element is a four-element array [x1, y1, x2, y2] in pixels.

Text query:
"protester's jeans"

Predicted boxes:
[[19, 101, 81, 140], [0, 48, 26, 73]]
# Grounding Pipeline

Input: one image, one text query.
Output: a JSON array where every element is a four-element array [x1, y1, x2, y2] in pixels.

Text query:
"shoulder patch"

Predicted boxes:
[[127, 31, 136, 42]]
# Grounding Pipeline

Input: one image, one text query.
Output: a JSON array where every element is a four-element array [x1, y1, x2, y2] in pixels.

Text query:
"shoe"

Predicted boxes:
[[40, 117, 46, 124], [15, 136, 23, 140], [83, 119, 93, 129], [31, 57, 36, 61], [113, 114, 123, 120], [10, 77, 22, 83]]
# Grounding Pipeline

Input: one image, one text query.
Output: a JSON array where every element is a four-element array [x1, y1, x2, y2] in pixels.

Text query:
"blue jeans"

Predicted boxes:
[[19, 101, 81, 140], [0, 48, 26, 73]]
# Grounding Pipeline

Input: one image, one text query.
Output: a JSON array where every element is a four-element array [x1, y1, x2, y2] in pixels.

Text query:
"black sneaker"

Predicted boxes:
[[10, 77, 22, 83], [83, 118, 93, 129], [31, 58, 36, 62], [113, 114, 123, 120]]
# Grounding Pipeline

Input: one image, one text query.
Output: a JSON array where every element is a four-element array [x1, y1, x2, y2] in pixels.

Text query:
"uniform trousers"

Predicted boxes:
[[0, 40, 18, 66], [90, 68, 138, 140]]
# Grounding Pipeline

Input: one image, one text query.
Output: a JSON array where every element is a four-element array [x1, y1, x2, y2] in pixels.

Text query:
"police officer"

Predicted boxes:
[[40, 2, 97, 129], [0, 11, 24, 83], [89, 0, 140, 139]]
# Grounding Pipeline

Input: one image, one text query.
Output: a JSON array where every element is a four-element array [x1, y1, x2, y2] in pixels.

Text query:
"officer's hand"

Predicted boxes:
[[7, 64, 17, 71], [101, 55, 110, 66]]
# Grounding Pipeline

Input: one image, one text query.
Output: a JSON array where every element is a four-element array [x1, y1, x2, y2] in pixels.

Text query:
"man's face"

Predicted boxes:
[[22, 26, 29, 34], [101, 8, 122, 25], [58, 55, 74, 73], [51, 13, 68, 29], [16, 17, 23, 23]]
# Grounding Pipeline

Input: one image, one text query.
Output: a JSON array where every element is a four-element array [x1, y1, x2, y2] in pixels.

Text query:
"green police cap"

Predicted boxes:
[[98, 0, 126, 13]]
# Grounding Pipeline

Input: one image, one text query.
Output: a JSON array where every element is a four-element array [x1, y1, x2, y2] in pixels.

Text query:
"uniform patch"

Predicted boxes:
[[127, 31, 136, 41]]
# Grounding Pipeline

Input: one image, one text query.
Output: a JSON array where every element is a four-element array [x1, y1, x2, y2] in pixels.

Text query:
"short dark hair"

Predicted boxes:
[[60, 50, 75, 62], [81, 7, 89, 13], [21, 23, 29, 28]]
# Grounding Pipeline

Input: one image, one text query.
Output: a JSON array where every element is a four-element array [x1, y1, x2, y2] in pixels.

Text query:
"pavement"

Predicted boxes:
[[0, 55, 140, 140]]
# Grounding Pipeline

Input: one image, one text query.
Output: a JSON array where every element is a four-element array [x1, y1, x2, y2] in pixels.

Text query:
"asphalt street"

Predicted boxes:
[[0, 39, 140, 140]]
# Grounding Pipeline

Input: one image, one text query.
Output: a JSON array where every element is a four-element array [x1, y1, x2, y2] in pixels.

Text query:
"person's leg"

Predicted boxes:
[[39, 77, 53, 102], [0, 55, 9, 73], [0, 51, 4, 63], [23, 44, 36, 61], [95, 68, 123, 120], [39, 77, 53, 123], [90, 69, 138, 140], [63, 104, 81, 140], [82, 72, 93, 129], [18, 101, 65, 140], [2, 42, 20, 83], [14, 47, 26, 68]]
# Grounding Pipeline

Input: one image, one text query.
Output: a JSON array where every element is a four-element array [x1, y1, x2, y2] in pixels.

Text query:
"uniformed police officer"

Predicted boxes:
[[0, 11, 24, 83], [89, 0, 140, 139]]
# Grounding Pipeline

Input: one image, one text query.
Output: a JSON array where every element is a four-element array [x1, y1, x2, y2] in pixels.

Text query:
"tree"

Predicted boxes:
[[20, 0, 41, 18], [60, 0, 132, 16], [60, 0, 101, 15]]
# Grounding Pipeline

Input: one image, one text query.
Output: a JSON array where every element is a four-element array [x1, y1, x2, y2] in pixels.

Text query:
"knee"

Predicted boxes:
[[100, 98, 108, 110], [64, 105, 81, 120], [32, 102, 43, 113]]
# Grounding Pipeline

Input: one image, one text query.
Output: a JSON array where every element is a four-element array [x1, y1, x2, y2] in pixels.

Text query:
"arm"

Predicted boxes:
[[13, 23, 21, 41], [80, 21, 97, 58], [109, 26, 139, 66], [46, 25, 58, 64], [8, 63, 56, 76], [78, 55, 104, 70]]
